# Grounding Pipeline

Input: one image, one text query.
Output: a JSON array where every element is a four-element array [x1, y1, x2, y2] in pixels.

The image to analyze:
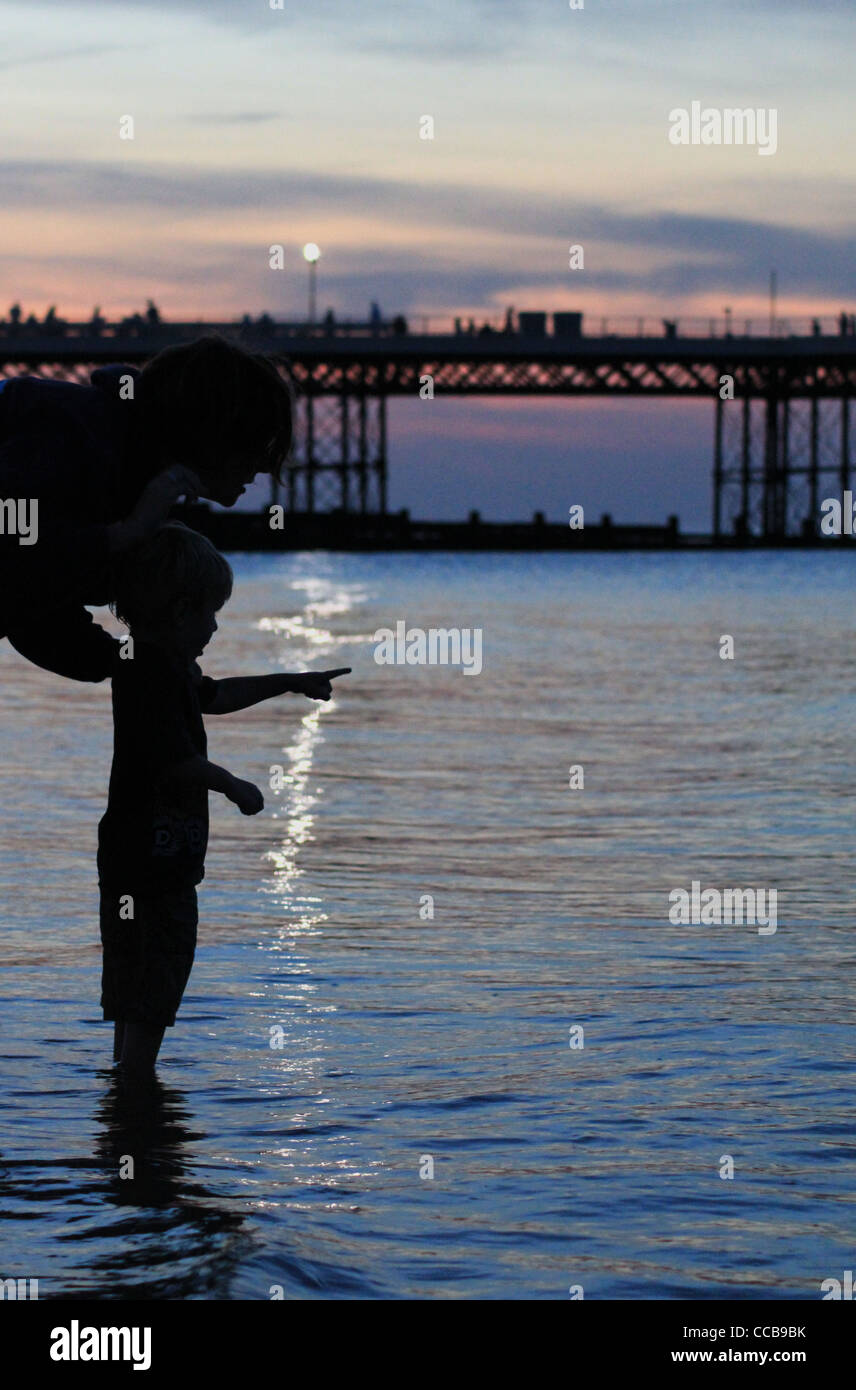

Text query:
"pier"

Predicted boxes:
[[2, 310, 855, 541]]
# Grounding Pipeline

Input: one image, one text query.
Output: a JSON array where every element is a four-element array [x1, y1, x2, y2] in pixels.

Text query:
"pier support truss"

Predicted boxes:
[[713, 368, 852, 539], [279, 388, 387, 515]]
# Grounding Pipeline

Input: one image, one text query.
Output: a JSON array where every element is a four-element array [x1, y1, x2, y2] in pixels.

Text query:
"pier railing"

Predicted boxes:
[[0, 312, 852, 342]]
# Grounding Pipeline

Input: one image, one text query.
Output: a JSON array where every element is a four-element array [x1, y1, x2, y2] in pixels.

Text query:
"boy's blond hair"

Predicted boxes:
[[112, 521, 233, 631]]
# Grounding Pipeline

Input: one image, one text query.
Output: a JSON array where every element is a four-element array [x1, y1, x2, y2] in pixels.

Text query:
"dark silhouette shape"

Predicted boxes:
[[0, 336, 294, 684], [90, 1074, 250, 1297], [98, 521, 351, 1080], [123, 312, 146, 336], [42, 306, 67, 337]]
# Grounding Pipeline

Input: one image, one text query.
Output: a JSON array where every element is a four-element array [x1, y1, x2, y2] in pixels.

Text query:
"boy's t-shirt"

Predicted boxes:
[[98, 640, 219, 893]]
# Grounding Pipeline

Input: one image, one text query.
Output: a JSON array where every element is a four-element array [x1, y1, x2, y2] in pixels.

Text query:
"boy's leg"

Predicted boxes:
[[113, 1020, 126, 1062], [115, 886, 197, 1078], [120, 1021, 166, 1076]]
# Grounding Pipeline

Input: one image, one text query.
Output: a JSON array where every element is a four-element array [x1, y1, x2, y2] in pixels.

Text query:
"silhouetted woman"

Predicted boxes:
[[0, 335, 293, 682]]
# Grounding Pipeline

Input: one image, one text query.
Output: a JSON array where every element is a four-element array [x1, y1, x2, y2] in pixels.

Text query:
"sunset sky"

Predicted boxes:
[[1, 0, 853, 526]]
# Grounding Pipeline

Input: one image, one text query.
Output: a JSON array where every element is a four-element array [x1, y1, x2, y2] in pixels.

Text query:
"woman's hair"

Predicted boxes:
[[112, 521, 233, 631], [137, 334, 294, 481]]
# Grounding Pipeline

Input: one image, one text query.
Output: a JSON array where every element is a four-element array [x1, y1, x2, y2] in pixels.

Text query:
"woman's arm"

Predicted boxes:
[[4, 605, 119, 682]]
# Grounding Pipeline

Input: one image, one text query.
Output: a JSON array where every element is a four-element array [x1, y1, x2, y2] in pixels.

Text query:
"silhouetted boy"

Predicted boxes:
[[98, 521, 350, 1079]]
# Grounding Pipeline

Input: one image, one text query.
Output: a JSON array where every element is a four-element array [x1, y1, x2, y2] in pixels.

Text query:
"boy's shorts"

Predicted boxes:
[[99, 885, 198, 1029]]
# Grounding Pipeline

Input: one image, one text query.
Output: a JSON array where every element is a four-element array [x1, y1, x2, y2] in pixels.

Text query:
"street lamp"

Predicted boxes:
[[303, 242, 321, 325]]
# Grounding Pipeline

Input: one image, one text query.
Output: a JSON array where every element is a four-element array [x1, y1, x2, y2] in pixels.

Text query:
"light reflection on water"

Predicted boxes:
[[1, 551, 856, 1299]]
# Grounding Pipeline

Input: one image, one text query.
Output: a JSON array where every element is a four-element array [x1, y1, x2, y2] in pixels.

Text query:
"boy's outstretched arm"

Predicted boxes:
[[162, 754, 264, 814], [205, 668, 351, 714]]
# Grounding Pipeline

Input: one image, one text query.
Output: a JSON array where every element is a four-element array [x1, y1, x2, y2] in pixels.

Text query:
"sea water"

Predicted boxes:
[[1, 550, 855, 1299]]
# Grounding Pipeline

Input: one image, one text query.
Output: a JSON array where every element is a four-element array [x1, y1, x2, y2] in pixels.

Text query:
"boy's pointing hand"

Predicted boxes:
[[292, 668, 352, 702]]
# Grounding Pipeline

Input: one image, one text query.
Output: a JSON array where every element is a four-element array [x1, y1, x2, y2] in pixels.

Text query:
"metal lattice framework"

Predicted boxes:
[[3, 329, 856, 531], [713, 362, 855, 538], [286, 389, 386, 513]]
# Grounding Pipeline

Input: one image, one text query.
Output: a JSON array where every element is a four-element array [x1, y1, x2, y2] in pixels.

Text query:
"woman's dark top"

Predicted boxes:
[[0, 365, 156, 681]]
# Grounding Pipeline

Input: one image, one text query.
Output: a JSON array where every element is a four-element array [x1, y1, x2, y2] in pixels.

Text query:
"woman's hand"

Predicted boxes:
[[108, 466, 203, 553]]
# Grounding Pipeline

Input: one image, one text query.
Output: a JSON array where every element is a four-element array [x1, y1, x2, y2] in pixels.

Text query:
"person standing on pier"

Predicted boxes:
[[0, 334, 293, 683]]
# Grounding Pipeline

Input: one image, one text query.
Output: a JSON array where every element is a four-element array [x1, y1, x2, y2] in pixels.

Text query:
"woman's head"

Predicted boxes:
[[138, 334, 294, 506]]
